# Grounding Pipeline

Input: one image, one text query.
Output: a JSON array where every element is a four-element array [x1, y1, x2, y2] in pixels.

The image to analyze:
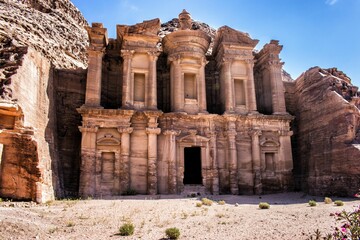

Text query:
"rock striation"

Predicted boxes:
[[0, 0, 88, 202], [284, 67, 360, 196]]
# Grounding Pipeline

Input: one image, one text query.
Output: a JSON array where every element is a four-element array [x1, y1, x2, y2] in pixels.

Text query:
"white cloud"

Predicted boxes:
[[122, 0, 139, 11], [325, 0, 339, 5]]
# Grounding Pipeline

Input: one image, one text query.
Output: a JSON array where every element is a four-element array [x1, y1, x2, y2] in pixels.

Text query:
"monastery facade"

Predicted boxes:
[[77, 10, 294, 197]]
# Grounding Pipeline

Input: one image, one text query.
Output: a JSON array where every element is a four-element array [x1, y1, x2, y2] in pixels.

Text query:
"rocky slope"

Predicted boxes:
[[0, 0, 88, 70]]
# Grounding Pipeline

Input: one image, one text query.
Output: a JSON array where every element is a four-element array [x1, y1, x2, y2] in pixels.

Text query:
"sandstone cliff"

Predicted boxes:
[[0, 0, 88, 202], [284, 67, 360, 196]]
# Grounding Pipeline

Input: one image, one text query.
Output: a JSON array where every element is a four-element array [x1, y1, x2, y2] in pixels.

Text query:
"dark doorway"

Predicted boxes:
[[183, 147, 202, 185]]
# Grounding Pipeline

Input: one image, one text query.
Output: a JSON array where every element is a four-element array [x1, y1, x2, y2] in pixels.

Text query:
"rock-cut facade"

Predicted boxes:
[[77, 10, 294, 197]]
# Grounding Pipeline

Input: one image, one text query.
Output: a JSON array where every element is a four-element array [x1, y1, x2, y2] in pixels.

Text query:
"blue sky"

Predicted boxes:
[[72, 0, 360, 86]]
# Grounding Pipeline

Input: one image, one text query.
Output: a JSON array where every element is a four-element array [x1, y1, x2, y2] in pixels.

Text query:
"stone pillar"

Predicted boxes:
[[113, 152, 121, 195], [117, 127, 133, 192], [226, 119, 238, 194], [269, 63, 286, 114], [121, 50, 134, 109], [221, 59, 234, 113], [205, 129, 219, 194], [147, 52, 159, 110], [246, 60, 258, 113], [163, 130, 181, 194], [199, 57, 208, 113], [249, 129, 262, 194], [278, 130, 293, 187], [170, 57, 183, 112], [79, 126, 98, 197], [84, 50, 104, 107], [227, 131, 238, 194], [146, 127, 161, 194]]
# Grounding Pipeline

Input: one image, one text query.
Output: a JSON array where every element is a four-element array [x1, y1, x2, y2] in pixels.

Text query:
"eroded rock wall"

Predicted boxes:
[[55, 68, 86, 196], [0, 0, 88, 201], [285, 67, 360, 196]]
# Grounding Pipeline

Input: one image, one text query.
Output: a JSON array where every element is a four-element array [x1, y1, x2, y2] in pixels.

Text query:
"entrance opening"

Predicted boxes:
[[183, 147, 202, 184]]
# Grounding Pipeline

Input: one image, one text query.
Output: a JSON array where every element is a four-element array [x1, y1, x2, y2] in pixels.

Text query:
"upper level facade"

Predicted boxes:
[[81, 10, 288, 117]]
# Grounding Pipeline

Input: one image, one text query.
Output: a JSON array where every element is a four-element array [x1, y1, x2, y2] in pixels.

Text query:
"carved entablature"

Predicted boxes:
[[86, 23, 108, 51], [96, 134, 120, 146]]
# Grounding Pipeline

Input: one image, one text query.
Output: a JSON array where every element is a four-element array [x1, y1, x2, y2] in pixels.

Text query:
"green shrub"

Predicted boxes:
[[119, 222, 135, 236], [201, 198, 213, 206], [258, 202, 270, 209], [308, 200, 317, 207], [195, 202, 202, 207], [121, 188, 137, 196], [165, 227, 180, 239], [218, 200, 226, 205], [334, 200, 344, 206], [324, 197, 332, 204]]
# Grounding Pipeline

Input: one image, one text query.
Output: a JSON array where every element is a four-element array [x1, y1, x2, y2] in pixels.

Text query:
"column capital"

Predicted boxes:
[[146, 127, 161, 135], [79, 125, 98, 133], [248, 128, 262, 137], [117, 127, 133, 134], [244, 59, 255, 66], [147, 51, 161, 61], [168, 54, 181, 64], [225, 130, 237, 139], [200, 56, 209, 67], [163, 129, 181, 136], [88, 48, 106, 56], [120, 49, 135, 59]]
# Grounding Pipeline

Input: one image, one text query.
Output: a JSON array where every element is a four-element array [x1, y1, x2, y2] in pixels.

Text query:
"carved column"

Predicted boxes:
[[245, 60, 258, 113], [121, 50, 135, 108], [79, 126, 98, 197], [163, 129, 181, 194], [269, 63, 286, 114], [226, 119, 238, 194], [170, 56, 183, 112], [205, 129, 219, 194], [249, 128, 262, 194], [199, 57, 208, 113], [221, 59, 234, 113], [117, 127, 133, 192], [146, 127, 161, 194], [84, 49, 104, 107], [147, 52, 159, 110], [113, 152, 121, 195]]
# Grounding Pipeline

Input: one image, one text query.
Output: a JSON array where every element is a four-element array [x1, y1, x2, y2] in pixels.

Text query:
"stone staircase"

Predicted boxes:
[[182, 185, 206, 197]]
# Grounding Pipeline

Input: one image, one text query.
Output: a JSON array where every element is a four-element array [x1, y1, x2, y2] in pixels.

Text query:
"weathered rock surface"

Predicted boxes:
[[0, 0, 88, 70], [284, 67, 360, 196], [0, 0, 88, 202]]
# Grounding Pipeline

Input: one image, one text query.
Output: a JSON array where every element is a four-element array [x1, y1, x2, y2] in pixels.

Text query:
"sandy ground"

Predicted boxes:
[[0, 192, 359, 240]]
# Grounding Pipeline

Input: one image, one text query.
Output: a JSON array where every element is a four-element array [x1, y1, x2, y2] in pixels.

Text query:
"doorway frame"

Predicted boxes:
[[176, 131, 210, 193]]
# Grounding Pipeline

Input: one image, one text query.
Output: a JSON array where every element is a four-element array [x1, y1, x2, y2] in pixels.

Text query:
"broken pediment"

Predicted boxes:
[[117, 18, 160, 37], [96, 134, 120, 146], [213, 25, 259, 53]]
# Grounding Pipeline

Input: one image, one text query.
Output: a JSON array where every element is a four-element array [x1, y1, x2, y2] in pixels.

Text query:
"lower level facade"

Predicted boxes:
[[77, 108, 293, 197]]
